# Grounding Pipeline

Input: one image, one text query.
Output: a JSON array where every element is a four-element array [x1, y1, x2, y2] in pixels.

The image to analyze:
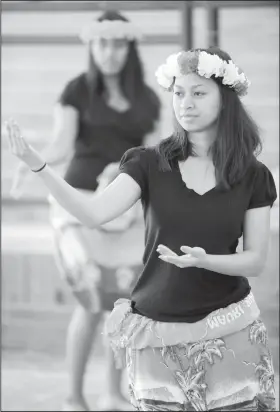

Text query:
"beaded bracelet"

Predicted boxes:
[[31, 162, 47, 173]]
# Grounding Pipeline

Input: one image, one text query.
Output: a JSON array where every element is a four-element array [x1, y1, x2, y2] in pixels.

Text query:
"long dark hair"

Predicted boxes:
[[85, 10, 160, 133], [156, 47, 262, 190]]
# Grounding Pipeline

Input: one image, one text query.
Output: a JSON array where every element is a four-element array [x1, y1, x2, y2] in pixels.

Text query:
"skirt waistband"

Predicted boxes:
[[104, 292, 260, 352]]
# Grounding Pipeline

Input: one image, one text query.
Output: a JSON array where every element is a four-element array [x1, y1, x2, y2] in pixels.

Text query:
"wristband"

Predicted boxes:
[[31, 162, 47, 173]]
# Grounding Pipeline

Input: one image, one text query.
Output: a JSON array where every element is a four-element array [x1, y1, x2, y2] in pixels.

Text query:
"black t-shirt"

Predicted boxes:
[[119, 146, 277, 323], [59, 74, 159, 190]]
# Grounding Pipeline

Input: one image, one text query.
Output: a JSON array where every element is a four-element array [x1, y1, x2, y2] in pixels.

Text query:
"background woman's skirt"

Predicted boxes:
[[48, 192, 144, 312]]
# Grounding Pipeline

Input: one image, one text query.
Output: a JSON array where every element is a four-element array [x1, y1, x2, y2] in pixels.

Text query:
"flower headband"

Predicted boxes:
[[80, 20, 142, 43], [155, 50, 250, 96]]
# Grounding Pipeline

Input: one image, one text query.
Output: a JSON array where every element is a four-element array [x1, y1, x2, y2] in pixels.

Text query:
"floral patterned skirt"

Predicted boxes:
[[104, 295, 276, 411]]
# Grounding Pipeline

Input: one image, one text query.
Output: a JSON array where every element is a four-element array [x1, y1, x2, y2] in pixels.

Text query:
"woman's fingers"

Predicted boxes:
[[180, 246, 193, 255], [19, 135, 29, 153], [5, 119, 29, 157], [159, 254, 195, 268], [159, 253, 199, 268], [181, 246, 206, 258], [158, 255, 182, 266], [157, 244, 177, 256], [12, 120, 26, 153], [157, 246, 206, 268], [5, 120, 14, 150], [12, 119, 21, 139]]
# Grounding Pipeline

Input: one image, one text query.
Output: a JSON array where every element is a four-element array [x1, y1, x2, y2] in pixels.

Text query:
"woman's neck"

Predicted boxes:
[[102, 74, 130, 112], [103, 75, 122, 98], [188, 128, 217, 159]]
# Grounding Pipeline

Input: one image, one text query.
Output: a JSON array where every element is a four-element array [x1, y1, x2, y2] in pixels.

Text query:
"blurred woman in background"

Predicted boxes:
[[11, 10, 161, 412]]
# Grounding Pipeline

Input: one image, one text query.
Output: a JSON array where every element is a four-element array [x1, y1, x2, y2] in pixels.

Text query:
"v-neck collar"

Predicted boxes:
[[175, 160, 217, 197]]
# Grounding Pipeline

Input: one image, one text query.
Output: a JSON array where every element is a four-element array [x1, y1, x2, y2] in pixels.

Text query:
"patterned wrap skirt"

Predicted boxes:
[[48, 191, 144, 312], [104, 293, 276, 411]]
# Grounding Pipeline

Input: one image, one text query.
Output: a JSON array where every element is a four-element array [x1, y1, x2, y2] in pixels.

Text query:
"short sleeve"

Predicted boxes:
[[119, 147, 148, 197], [248, 162, 277, 209], [58, 75, 85, 112]]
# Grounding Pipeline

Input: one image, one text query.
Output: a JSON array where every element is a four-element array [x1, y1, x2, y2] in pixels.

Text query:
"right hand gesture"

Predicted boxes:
[[4, 118, 46, 172]]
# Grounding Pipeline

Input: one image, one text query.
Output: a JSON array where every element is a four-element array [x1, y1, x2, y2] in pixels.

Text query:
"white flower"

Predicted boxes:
[[155, 52, 183, 89], [165, 53, 182, 78], [237, 72, 246, 83], [79, 20, 142, 43], [155, 50, 250, 96], [216, 59, 228, 77], [222, 60, 240, 86], [155, 64, 174, 89], [197, 51, 224, 78]]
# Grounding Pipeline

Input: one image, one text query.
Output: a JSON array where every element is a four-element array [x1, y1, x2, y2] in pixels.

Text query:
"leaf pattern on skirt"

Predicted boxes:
[[249, 319, 268, 347], [187, 338, 225, 369], [255, 355, 275, 395], [117, 317, 276, 411]]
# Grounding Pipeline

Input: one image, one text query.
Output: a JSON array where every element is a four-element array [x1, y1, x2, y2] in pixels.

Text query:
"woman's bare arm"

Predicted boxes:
[[5, 118, 142, 228], [38, 166, 141, 228]]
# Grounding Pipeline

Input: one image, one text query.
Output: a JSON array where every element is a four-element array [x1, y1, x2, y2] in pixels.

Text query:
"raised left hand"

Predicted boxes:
[[157, 244, 206, 268], [4, 118, 46, 171]]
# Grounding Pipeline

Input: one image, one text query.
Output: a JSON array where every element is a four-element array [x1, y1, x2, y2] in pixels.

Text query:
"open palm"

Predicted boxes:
[[4, 118, 45, 171], [157, 244, 206, 268]]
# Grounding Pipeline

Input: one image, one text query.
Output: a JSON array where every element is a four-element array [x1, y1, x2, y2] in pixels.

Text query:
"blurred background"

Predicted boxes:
[[1, 1, 279, 411]]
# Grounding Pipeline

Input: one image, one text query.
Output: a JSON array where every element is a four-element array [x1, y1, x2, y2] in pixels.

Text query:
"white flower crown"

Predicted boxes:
[[155, 50, 250, 97], [80, 20, 142, 43]]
